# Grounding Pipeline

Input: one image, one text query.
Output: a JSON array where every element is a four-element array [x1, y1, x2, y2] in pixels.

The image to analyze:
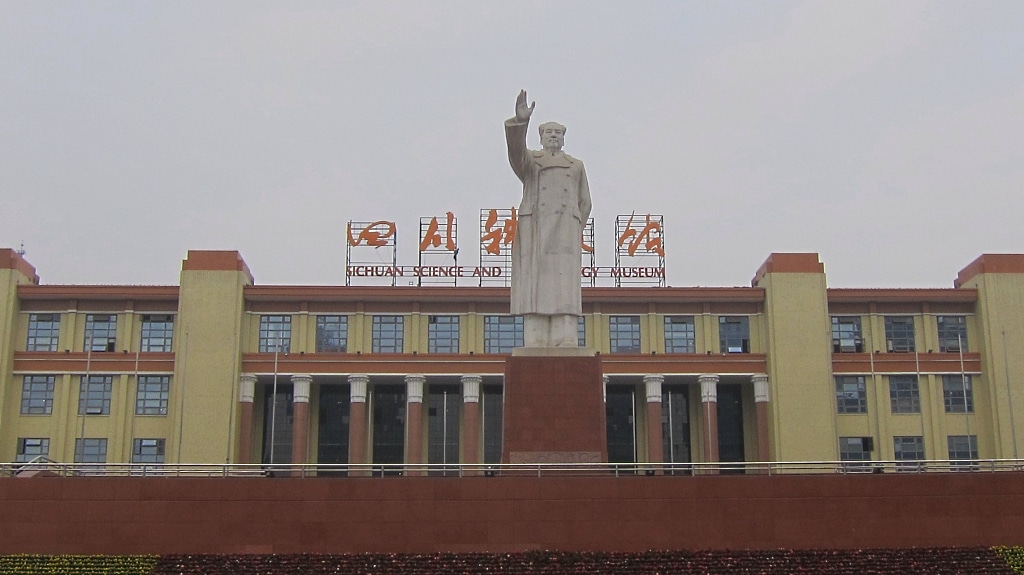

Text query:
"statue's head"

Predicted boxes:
[[538, 122, 566, 151]]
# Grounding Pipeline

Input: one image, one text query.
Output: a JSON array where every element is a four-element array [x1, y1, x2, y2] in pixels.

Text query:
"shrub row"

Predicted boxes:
[[3, 548, 1021, 574], [152, 548, 1017, 574], [0, 555, 157, 575]]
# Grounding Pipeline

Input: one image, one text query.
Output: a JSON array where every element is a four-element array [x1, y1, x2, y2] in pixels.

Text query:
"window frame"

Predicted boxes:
[[889, 375, 921, 414], [132, 438, 166, 464], [483, 315, 523, 354], [609, 315, 641, 354], [84, 314, 117, 352], [835, 375, 868, 414], [79, 375, 113, 416], [16, 438, 49, 463], [371, 315, 405, 353], [258, 315, 292, 353], [20, 375, 55, 415], [893, 435, 925, 470], [315, 315, 348, 353], [140, 314, 174, 352], [937, 316, 968, 353], [427, 315, 460, 354], [831, 316, 863, 353], [74, 438, 109, 464], [664, 315, 696, 354], [26, 313, 60, 352], [136, 375, 170, 416], [942, 374, 973, 413], [884, 316, 916, 353], [718, 316, 750, 354]]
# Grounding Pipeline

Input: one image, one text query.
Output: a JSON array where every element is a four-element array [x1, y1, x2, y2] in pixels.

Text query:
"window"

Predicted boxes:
[[372, 315, 404, 353], [664, 316, 695, 353], [16, 438, 49, 463], [893, 436, 925, 469], [427, 315, 460, 353], [258, 315, 291, 353], [884, 316, 915, 352], [578, 316, 586, 347], [889, 375, 920, 414], [21, 375, 55, 415], [136, 375, 170, 415], [937, 316, 968, 352], [835, 376, 868, 414], [75, 438, 108, 463], [79, 375, 113, 415], [942, 375, 973, 413], [839, 437, 873, 462], [609, 316, 641, 353], [132, 438, 165, 464], [483, 316, 523, 353], [719, 316, 750, 353], [26, 313, 60, 351], [315, 315, 348, 353], [482, 385, 504, 465], [947, 435, 978, 464], [140, 315, 174, 352], [831, 316, 863, 353], [84, 314, 117, 352]]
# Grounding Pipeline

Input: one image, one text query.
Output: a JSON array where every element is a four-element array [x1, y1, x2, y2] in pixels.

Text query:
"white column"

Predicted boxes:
[[239, 373, 257, 403], [349, 373, 369, 403], [405, 373, 425, 403], [643, 374, 664, 403], [752, 373, 770, 403], [291, 374, 312, 403], [699, 373, 719, 403], [461, 374, 482, 403]]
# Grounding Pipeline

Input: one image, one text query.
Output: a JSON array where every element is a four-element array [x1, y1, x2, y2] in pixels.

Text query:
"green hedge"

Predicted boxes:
[[995, 547, 1024, 574], [0, 555, 157, 575]]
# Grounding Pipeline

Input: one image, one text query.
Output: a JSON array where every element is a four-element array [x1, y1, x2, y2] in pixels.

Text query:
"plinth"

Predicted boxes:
[[502, 348, 607, 464]]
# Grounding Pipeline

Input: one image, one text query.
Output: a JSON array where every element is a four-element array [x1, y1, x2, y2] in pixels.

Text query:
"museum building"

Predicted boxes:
[[2, 247, 1023, 471]]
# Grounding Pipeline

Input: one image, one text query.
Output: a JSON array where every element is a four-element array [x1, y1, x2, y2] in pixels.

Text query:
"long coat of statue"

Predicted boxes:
[[505, 116, 593, 316]]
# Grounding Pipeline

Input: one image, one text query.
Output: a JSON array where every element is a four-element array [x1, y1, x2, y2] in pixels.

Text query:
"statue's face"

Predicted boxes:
[[540, 125, 564, 151]]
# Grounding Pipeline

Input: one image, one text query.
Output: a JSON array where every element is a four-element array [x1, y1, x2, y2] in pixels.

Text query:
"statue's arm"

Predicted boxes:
[[504, 117, 530, 183]]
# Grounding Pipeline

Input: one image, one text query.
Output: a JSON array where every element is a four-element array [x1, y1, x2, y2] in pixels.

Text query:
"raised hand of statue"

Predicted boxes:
[[515, 89, 535, 123]]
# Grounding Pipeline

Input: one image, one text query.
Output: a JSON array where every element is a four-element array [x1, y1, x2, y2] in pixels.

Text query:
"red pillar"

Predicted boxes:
[[237, 374, 256, 465], [753, 373, 771, 470], [348, 374, 369, 476], [405, 374, 425, 476], [699, 373, 720, 474], [643, 374, 664, 473], [290, 374, 312, 476], [461, 374, 482, 474]]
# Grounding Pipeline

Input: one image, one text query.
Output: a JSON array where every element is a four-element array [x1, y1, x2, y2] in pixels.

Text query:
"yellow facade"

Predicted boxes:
[[2, 248, 1024, 470]]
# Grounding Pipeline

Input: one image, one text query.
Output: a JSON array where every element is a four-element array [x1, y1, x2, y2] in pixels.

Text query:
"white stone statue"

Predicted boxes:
[[505, 90, 592, 348]]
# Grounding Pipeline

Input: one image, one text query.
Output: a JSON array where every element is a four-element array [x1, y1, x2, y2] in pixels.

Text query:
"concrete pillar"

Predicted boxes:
[[752, 373, 771, 466], [405, 374, 425, 475], [290, 374, 312, 474], [462, 374, 482, 473], [348, 374, 369, 475], [237, 373, 257, 464], [699, 373, 720, 473], [643, 374, 665, 471]]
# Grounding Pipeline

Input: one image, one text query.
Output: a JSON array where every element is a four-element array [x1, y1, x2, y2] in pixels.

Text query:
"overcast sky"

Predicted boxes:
[[2, 1, 1022, 288]]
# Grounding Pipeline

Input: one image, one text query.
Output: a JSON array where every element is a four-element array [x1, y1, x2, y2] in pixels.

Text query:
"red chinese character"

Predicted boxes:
[[419, 212, 457, 252], [481, 208, 517, 255], [617, 213, 664, 257], [347, 221, 396, 247]]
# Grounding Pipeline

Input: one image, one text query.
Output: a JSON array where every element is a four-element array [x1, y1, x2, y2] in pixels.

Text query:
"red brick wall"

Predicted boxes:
[[1, 473, 1023, 554]]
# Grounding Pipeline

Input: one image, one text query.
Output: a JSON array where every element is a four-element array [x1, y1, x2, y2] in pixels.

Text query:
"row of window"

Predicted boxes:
[[260, 315, 751, 355], [20, 375, 169, 416], [835, 374, 973, 415], [26, 314, 174, 352], [15, 437, 165, 463], [831, 315, 968, 354], [839, 435, 978, 464]]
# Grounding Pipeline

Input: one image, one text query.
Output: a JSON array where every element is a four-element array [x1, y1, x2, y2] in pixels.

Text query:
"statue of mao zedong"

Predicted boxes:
[[504, 90, 592, 348]]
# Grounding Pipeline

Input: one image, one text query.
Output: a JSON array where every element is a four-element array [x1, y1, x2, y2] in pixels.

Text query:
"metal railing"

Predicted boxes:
[[2, 459, 1023, 479]]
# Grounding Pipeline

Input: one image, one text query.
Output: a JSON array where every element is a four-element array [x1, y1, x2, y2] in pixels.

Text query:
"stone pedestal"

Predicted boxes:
[[502, 351, 606, 464]]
